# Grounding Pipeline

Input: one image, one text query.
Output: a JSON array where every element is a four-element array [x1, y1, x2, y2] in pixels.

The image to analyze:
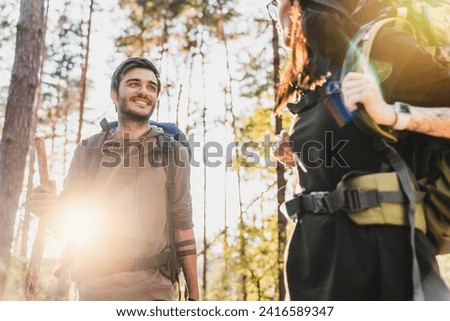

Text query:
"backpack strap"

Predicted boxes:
[[351, 112, 425, 300], [337, 9, 428, 300], [287, 87, 327, 115], [173, 130, 191, 160], [156, 133, 182, 299], [284, 171, 426, 234], [82, 118, 110, 186], [287, 80, 358, 126], [360, 17, 415, 67]]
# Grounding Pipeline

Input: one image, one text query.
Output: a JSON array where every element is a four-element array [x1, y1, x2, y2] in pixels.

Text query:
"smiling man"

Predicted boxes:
[[29, 57, 199, 301]]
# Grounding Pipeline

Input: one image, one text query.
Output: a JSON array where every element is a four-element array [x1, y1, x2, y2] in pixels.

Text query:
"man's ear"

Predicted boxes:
[[110, 90, 117, 103], [110, 90, 118, 112]]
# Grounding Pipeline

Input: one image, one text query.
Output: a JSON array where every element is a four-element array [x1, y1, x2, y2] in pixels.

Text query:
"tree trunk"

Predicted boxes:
[[20, 0, 48, 276], [215, 1, 248, 299], [271, 20, 287, 301], [19, 147, 35, 260], [199, 46, 208, 298], [76, 0, 94, 144], [0, 0, 46, 299], [63, 94, 70, 174]]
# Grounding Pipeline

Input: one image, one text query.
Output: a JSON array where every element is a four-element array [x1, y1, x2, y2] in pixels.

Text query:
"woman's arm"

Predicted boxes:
[[341, 72, 450, 139]]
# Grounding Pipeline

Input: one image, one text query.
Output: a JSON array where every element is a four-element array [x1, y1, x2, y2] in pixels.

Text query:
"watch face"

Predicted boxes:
[[396, 102, 411, 114]]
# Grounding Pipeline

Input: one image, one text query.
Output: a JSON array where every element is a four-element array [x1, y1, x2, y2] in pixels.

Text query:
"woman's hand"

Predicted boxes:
[[341, 72, 396, 126], [272, 130, 296, 167]]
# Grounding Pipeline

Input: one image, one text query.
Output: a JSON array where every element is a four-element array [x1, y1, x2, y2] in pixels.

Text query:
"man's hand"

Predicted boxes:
[[28, 181, 57, 218], [272, 130, 295, 167], [341, 72, 396, 126]]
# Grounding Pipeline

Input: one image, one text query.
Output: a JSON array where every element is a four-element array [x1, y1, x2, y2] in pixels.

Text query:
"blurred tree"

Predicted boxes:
[[17, 0, 49, 276], [0, 0, 19, 133], [10, 0, 88, 300], [207, 213, 280, 300], [270, 18, 287, 301], [0, 0, 47, 299], [39, 0, 85, 168], [76, 0, 95, 144], [216, 12, 292, 300]]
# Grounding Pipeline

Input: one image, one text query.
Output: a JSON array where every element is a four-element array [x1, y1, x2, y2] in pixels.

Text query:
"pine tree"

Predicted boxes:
[[0, 0, 47, 298]]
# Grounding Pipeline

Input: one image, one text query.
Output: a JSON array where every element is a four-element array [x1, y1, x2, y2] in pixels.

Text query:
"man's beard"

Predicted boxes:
[[117, 96, 155, 123]]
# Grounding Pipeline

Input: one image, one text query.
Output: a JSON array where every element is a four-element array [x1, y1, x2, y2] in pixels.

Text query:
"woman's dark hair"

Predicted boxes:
[[276, 1, 359, 112], [302, 6, 352, 83], [110, 57, 161, 94]]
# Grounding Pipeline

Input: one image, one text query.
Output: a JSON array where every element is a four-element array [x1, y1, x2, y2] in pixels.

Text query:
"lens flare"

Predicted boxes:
[[61, 202, 101, 245]]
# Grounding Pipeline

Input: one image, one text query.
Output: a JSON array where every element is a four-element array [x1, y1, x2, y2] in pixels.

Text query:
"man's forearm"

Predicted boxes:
[[174, 228, 199, 300], [179, 254, 199, 300]]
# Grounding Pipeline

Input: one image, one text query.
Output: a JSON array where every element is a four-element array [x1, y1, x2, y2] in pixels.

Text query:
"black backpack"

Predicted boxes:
[[340, 10, 450, 256], [286, 10, 449, 300]]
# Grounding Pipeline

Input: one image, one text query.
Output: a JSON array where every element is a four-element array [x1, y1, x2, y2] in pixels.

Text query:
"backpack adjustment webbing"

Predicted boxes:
[[69, 251, 172, 281], [284, 172, 427, 234], [133, 251, 171, 271]]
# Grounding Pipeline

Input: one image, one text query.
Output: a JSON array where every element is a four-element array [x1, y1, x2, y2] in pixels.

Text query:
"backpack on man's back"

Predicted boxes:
[[67, 118, 190, 287]]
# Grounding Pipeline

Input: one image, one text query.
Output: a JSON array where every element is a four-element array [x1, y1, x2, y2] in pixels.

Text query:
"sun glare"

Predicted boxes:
[[61, 202, 102, 245]]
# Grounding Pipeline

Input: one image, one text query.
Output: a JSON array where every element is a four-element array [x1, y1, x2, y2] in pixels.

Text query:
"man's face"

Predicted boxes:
[[278, 0, 294, 47], [111, 67, 159, 122]]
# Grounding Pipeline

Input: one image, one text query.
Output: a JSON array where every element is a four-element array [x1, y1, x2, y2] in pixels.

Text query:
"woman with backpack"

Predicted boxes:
[[271, 0, 450, 300]]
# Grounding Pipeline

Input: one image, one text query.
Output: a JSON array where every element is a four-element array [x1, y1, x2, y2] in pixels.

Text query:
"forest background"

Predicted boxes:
[[0, 0, 449, 301]]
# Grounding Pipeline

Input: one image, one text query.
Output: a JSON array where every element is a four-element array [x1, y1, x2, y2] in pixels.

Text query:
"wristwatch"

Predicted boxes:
[[392, 101, 411, 130]]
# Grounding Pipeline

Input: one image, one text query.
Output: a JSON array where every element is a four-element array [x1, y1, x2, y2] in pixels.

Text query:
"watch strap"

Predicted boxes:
[[393, 102, 411, 130]]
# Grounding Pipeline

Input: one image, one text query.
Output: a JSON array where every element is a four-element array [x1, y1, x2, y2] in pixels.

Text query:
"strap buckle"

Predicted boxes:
[[345, 188, 378, 212], [310, 191, 330, 213], [344, 188, 362, 212]]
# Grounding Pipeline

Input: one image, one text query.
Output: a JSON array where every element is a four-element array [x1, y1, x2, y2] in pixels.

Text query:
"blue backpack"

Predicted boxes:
[[108, 120, 186, 143]]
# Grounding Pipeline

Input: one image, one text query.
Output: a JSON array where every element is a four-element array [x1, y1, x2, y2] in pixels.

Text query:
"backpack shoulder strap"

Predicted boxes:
[[286, 86, 327, 115], [351, 116, 425, 300], [83, 118, 110, 184], [156, 133, 180, 281], [156, 134, 176, 193], [157, 133, 185, 299], [360, 17, 415, 66]]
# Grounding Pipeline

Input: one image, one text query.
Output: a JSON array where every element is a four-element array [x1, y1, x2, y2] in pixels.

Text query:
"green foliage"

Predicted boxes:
[[207, 214, 280, 300], [37, 0, 86, 142], [4, 256, 70, 300], [233, 106, 291, 177], [115, 0, 240, 56]]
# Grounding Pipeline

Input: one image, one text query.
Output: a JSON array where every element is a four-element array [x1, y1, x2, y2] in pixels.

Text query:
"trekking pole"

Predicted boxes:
[[24, 137, 50, 300]]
